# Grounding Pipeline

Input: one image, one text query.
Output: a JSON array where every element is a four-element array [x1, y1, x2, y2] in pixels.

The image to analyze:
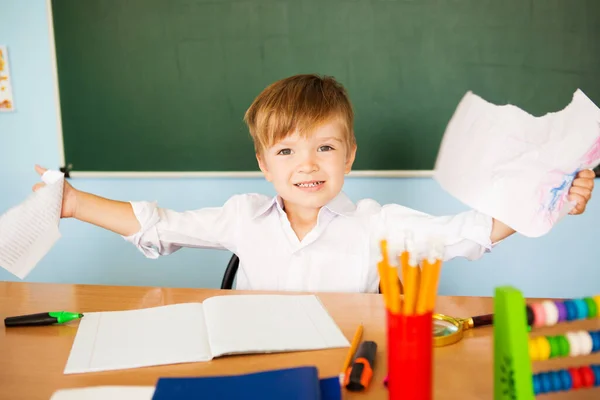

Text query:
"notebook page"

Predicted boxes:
[[64, 303, 211, 374], [50, 386, 154, 400], [203, 295, 349, 357], [0, 170, 63, 278]]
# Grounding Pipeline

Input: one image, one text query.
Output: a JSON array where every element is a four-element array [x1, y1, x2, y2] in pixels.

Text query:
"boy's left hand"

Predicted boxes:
[[568, 169, 595, 215]]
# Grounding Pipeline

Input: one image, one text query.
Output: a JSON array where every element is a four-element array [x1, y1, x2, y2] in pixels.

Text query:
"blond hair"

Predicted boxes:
[[244, 74, 355, 153]]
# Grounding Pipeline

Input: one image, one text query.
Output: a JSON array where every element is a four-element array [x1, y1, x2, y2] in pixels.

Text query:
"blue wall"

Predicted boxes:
[[0, 0, 598, 298]]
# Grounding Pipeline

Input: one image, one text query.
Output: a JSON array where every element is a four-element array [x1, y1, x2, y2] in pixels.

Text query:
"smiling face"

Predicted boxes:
[[257, 119, 356, 215], [244, 74, 357, 217]]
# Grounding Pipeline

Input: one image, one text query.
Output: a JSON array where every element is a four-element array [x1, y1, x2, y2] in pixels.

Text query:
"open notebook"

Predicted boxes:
[[64, 294, 349, 374], [50, 387, 154, 400]]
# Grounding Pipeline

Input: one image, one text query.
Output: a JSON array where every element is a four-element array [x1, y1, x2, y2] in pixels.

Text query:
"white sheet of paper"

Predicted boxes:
[[203, 294, 350, 357], [64, 303, 211, 374], [50, 386, 155, 400], [0, 170, 64, 278], [64, 295, 349, 374], [434, 89, 600, 237]]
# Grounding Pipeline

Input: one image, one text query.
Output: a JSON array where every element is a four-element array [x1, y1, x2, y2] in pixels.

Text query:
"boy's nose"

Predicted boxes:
[[297, 153, 319, 173]]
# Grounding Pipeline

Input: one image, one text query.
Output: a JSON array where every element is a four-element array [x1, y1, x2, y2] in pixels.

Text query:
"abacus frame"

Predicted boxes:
[[494, 286, 535, 399], [494, 286, 599, 399]]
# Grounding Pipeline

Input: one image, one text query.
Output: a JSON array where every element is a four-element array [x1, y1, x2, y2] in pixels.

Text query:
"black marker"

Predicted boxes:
[[4, 311, 83, 327]]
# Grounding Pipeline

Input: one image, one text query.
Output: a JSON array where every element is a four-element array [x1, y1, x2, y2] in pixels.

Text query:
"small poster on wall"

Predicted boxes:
[[0, 45, 15, 111]]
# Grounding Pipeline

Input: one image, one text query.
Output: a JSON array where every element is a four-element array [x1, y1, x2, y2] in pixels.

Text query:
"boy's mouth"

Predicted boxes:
[[294, 181, 325, 189]]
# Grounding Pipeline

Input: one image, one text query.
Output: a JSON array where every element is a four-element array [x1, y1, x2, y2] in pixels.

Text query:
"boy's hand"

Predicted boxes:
[[568, 169, 595, 215], [32, 165, 79, 218], [491, 169, 595, 243]]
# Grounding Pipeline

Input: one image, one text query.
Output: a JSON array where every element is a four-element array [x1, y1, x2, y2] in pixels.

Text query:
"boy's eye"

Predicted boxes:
[[318, 145, 334, 152], [277, 148, 292, 155]]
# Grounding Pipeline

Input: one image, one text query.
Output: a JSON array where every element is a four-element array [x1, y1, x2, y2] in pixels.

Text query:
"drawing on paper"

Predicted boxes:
[[541, 169, 576, 213], [539, 135, 600, 223], [0, 46, 15, 111]]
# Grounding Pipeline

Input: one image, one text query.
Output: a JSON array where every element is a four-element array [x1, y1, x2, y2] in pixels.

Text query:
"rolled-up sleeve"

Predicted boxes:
[[121, 195, 243, 258], [379, 204, 493, 262]]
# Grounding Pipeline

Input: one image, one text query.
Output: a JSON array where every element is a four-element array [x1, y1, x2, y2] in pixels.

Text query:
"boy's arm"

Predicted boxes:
[[73, 191, 242, 257], [490, 219, 515, 244], [34, 165, 140, 236], [379, 204, 494, 262], [72, 191, 141, 237], [35, 165, 245, 257]]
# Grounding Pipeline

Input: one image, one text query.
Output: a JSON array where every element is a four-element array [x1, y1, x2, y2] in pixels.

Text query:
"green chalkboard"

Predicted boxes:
[[51, 0, 600, 173]]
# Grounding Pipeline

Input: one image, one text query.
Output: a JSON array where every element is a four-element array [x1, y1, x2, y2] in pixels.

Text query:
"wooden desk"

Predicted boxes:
[[0, 282, 598, 400]]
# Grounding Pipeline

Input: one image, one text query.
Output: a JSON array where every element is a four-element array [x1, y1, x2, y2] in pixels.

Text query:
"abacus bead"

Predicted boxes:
[[531, 302, 546, 327], [550, 371, 563, 391], [529, 338, 539, 361], [565, 300, 577, 321], [540, 372, 553, 394], [547, 336, 559, 358], [580, 366, 595, 388], [592, 365, 600, 386], [574, 299, 588, 320], [555, 301, 567, 323], [584, 297, 597, 318], [533, 374, 542, 395], [557, 335, 571, 357], [542, 301, 559, 326], [569, 367, 583, 389], [530, 337, 543, 361], [591, 331, 600, 352], [566, 332, 582, 356], [537, 336, 551, 360], [526, 305, 534, 326], [578, 331, 593, 356], [559, 369, 572, 391], [594, 296, 600, 315]]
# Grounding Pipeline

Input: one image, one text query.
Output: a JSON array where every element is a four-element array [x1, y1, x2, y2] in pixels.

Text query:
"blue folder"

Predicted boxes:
[[152, 366, 341, 400]]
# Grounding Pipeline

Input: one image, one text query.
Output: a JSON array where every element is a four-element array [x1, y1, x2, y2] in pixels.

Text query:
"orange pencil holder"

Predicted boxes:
[[387, 310, 433, 400]]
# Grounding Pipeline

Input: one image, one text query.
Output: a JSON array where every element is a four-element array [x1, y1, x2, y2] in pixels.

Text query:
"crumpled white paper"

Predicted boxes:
[[0, 170, 64, 278], [434, 89, 600, 237]]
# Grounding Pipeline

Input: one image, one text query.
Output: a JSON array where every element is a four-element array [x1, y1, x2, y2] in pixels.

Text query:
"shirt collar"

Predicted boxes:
[[252, 191, 356, 219], [252, 195, 284, 219], [323, 191, 357, 216]]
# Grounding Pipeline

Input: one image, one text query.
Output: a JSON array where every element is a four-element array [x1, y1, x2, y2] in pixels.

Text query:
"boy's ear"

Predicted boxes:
[[256, 153, 273, 182], [344, 145, 357, 174]]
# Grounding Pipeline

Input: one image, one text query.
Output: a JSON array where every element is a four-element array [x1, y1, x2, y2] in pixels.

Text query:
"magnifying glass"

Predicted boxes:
[[432, 313, 493, 347]]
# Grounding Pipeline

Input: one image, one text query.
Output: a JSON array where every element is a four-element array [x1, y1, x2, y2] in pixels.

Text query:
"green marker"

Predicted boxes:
[[4, 311, 83, 327]]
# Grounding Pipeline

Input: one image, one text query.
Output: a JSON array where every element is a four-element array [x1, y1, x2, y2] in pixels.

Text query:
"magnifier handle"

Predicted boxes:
[[471, 313, 494, 327]]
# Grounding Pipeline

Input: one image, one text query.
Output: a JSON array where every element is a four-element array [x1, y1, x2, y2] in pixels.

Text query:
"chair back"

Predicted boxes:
[[220, 254, 239, 289]]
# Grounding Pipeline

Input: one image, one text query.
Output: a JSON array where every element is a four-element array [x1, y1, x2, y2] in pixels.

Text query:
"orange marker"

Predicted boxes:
[[344, 341, 378, 391]]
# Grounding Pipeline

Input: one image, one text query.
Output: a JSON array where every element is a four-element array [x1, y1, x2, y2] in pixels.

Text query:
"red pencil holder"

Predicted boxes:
[[387, 310, 433, 400]]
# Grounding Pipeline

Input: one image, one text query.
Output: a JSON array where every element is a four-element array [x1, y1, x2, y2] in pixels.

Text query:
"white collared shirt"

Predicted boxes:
[[123, 192, 493, 293]]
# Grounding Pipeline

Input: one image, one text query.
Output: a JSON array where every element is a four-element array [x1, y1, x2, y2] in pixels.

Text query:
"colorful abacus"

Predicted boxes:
[[494, 287, 600, 399], [531, 364, 600, 395], [529, 329, 600, 361], [527, 297, 600, 328]]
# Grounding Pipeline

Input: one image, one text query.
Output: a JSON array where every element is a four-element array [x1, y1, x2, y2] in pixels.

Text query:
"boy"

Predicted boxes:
[[33, 74, 595, 293]]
